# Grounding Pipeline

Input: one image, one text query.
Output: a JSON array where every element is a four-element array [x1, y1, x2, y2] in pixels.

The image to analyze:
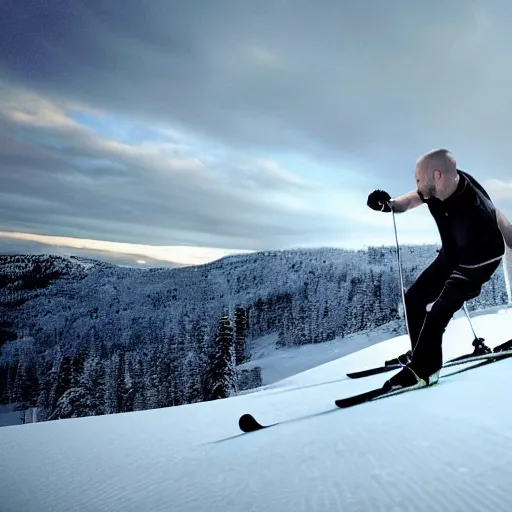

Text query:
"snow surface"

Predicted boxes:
[[1, 308, 512, 512]]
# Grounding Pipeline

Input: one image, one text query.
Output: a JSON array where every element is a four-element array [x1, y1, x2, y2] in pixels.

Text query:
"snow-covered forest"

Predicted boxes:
[[1, 245, 509, 423]]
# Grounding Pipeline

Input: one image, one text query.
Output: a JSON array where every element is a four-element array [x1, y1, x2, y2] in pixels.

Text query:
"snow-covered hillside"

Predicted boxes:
[[2, 308, 511, 512], [2, 247, 510, 423]]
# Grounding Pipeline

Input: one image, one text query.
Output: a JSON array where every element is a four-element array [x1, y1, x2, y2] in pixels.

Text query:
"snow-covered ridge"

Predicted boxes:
[[2, 246, 509, 346]]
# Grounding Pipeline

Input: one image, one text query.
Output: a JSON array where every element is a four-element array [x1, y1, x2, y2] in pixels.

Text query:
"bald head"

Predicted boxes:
[[414, 149, 460, 201], [416, 149, 457, 178]]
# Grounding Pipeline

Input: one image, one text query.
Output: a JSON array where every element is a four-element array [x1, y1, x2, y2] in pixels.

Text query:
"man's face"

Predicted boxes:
[[415, 165, 437, 200]]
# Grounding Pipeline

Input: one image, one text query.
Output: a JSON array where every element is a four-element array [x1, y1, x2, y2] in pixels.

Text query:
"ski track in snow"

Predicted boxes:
[[1, 309, 512, 512]]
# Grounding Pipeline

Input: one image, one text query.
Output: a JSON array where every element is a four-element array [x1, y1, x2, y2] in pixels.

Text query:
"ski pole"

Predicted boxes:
[[389, 205, 411, 340], [462, 303, 477, 339]]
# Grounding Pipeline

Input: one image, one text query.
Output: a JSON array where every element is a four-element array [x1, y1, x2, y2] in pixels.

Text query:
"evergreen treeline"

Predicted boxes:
[[0, 307, 251, 421]]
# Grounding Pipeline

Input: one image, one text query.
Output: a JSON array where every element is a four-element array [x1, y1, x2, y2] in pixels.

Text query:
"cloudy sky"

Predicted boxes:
[[1, 0, 511, 266]]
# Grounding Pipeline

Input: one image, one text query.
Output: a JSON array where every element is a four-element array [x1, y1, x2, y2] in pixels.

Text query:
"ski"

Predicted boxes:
[[346, 338, 512, 379], [238, 413, 276, 433], [346, 363, 402, 379], [494, 338, 512, 352], [336, 348, 512, 409], [345, 354, 481, 379], [445, 337, 491, 362]]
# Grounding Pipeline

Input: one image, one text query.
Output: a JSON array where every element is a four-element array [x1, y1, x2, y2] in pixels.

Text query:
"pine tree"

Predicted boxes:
[[6, 360, 19, 404], [87, 356, 106, 416], [48, 356, 106, 420], [131, 355, 146, 412], [36, 358, 54, 421], [48, 354, 73, 414], [144, 347, 160, 409], [156, 347, 174, 408], [234, 306, 247, 365], [13, 360, 38, 408], [183, 347, 206, 403], [116, 351, 127, 413], [0, 363, 8, 403], [208, 313, 236, 400], [103, 356, 118, 415], [71, 348, 87, 386]]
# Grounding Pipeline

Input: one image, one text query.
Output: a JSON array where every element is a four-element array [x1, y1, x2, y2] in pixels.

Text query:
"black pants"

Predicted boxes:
[[404, 251, 501, 379]]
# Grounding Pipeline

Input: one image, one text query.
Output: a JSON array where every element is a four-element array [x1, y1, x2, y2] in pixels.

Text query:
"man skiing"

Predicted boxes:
[[367, 149, 506, 392]]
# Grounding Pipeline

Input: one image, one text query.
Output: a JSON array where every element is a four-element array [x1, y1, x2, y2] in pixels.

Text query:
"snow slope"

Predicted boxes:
[[1, 308, 512, 512]]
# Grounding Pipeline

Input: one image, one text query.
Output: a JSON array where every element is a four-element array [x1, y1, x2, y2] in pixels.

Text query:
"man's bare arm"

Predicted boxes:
[[497, 208, 512, 249], [390, 190, 423, 213]]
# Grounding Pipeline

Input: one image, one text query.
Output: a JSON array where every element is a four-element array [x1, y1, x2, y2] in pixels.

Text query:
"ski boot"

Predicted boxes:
[[383, 364, 440, 393]]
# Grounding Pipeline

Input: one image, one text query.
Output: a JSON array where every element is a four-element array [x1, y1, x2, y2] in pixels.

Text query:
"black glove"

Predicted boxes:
[[367, 190, 392, 212]]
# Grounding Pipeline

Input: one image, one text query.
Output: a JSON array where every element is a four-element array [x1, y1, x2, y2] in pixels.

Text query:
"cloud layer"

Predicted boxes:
[[0, 84, 354, 253], [1, 0, 511, 263]]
